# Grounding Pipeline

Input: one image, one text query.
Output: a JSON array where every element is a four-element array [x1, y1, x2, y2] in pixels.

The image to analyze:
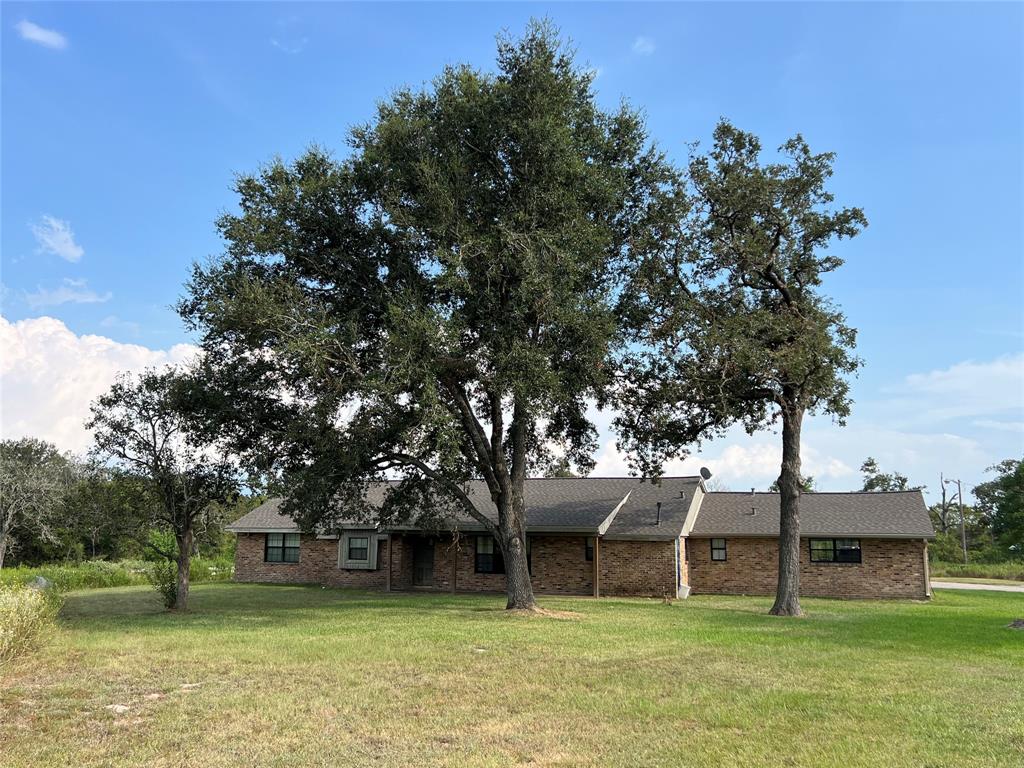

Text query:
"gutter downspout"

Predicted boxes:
[[922, 538, 932, 600]]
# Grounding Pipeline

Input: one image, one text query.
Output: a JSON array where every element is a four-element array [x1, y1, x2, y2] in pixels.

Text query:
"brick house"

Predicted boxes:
[[228, 477, 935, 600]]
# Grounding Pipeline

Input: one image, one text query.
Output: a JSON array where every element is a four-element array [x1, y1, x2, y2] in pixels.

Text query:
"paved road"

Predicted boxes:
[[931, 581, 1024, 593]]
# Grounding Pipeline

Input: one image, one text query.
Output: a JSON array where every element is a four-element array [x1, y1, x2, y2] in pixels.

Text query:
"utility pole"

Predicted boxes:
[[944, 477, 968, 564]]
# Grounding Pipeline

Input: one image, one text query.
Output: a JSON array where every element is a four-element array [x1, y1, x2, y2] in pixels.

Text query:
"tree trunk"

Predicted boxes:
[[174, 527, 193, 611], [770, 404, 803, 617], [0, 529, 7, 570], [500, 496, 536, 610]]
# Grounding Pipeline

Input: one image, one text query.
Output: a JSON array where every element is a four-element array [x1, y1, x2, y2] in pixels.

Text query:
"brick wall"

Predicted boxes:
[[687, 537, 930, 599], [237, 532, 614, 595], [599, 539, 677, 597], [234, 533, 388, 590]]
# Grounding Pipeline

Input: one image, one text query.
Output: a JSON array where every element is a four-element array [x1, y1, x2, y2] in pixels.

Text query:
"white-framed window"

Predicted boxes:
[[339, 531, 378, 569]]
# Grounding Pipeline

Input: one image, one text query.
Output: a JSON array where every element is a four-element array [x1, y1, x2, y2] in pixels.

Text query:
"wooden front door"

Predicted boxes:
[[412, 539, 434, 587]]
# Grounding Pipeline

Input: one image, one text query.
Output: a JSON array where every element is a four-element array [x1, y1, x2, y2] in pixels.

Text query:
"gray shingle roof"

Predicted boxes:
[[227, 477, 702, 539], [689, 491, 935, 539]]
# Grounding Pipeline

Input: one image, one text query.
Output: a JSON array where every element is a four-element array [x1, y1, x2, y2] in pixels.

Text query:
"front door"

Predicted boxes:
[[412, 539, 435, 587]]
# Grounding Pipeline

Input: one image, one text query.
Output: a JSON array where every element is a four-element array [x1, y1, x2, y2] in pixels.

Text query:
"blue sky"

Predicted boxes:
[[2, 2, 1022, 498]]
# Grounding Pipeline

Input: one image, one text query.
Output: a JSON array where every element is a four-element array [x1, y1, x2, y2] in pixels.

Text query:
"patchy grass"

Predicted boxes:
[[1, 584, 1022, 767]]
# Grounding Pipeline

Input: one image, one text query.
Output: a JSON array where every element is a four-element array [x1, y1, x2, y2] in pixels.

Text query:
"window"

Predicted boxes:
[[809, 538, 862, 564], [347, 536, 369, 562], [711, 538, 727, 561], [475, 536, 505, 574], [265, 533, 300, 563], [340, 532, 378, 569], [585, 537, 595, 562]]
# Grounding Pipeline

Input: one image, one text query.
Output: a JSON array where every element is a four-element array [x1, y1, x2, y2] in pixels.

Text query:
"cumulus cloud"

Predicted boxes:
[[15, 20, 67, 50], [25, 279, 111, 308], [896, 354, 1024, 423], [29, 215, 84, 261], [632, 36, 655, 55], [0, 316, 198, 453]]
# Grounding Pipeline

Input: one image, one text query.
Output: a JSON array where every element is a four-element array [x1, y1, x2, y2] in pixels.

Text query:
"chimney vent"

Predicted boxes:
[[656, 501, 662, 525]]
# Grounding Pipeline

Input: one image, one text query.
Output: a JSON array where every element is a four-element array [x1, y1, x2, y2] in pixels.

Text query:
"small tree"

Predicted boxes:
[[87, 369, 236, 610], [0, 438, 74, 569], [616, 121, 866, 616], [179, 22, 680, 610]]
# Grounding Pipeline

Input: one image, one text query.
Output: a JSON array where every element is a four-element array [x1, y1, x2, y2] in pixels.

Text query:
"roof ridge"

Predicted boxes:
[[707, 490, 923, 496]]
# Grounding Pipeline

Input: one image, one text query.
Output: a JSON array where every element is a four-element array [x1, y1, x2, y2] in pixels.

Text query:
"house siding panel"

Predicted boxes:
[[687, 537, 929, 599]]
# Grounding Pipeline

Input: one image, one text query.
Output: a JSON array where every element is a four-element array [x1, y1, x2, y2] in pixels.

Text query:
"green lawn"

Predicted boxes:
[[2, 585, 1022, 767]]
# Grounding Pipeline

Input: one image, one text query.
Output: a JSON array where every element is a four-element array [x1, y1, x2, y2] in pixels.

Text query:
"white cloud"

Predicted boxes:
[[632, 36, 656, 56], [0, 316, 198, 453], [583, 351, 1022, 501], [15, 20, 67, 50], [25, 279, 111, 308], [270, 37, 308, 55], [99, 315, 141, 337], [972, 419, 1024, 433], [29, 215, 84, 262], [895, 354, 1024, 423]]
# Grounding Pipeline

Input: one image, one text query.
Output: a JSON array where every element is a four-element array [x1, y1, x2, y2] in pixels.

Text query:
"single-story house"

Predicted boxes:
[[227, 477, 935, 600]]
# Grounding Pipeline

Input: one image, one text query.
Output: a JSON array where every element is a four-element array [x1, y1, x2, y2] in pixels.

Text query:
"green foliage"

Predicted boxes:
[[614, 120, 866, 474], [973, 458, 1024, 554], [769, 475, 815, 492], [0, 437, 75, 568], [177, 19, 679, 606], [0, 583, 61, 667], [930, 561, 1024, 581], [859, 457, 923, 492], [0, 558, 233, 592], [145, 559, 178, 609]]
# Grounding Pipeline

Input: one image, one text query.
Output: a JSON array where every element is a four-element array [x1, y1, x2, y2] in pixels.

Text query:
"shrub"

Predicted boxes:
[[0, 584, 61, 667], [0, 556, 233, 593], [147, 558, 179, 609], [930, 561, 1024, 581]]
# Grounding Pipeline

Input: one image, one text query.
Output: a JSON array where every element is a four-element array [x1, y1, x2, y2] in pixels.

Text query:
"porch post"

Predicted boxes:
[[451, 533, 458, 593], [386, 534, 392, 592], [593, 537, 601, 598]]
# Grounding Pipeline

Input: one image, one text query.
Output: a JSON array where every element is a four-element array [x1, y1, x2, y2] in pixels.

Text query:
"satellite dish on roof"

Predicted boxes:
[[699, 467, 712, 480]]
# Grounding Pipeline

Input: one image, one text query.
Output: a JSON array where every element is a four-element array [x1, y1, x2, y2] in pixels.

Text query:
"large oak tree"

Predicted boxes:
[[179, 23, 681, 609], [615, 121, 865, 616]]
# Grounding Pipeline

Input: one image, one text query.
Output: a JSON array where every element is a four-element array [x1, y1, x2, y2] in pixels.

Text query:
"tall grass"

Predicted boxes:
[[930, 560, 1024, 581], [0, 557, 234, 592], [0, 583, 61, 666]]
